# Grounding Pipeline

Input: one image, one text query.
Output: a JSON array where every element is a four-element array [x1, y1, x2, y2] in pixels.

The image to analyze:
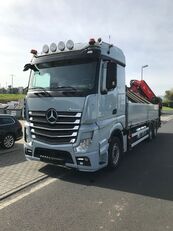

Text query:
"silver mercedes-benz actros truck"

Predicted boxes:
[[23, 38, 159, 172]]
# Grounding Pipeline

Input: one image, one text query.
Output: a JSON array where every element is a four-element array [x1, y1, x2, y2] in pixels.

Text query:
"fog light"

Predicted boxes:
[[76, 157, 91, 166], [25, 148, 32, 156]]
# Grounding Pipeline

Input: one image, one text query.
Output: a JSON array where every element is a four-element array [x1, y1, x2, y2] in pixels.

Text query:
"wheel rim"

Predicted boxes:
[[149, 128, 153, 140], [4, 135, 14, 148], [112, 143, 120, 166], [154, 127, 157, 136]]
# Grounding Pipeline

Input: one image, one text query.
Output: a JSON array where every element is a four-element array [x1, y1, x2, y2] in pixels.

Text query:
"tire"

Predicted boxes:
[[108, 137, 122, 169], [148, 124, 153, 141], [153, 124, 158, 138], [2, 134, 15, 149]]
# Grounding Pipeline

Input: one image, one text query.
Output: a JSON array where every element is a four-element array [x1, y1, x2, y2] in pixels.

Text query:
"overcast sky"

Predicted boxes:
[[0, 0, 172, 95]]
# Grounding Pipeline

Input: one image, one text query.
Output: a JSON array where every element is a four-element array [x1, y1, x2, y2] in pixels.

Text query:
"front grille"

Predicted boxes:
[[34, 148, 73, 164], [28, 110, 81, 144]]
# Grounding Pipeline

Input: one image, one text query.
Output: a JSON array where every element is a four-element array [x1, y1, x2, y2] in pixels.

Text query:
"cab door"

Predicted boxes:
[[98, 61, 118, 119]]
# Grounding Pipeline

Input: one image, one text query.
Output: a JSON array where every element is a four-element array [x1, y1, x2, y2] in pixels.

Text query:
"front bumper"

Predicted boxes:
[[24, 141, 107, 172]]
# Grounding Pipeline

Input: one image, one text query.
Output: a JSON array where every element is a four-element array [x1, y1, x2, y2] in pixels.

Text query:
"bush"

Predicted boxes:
[[0, 94, 25, 103], [162, 101, 173, 108]]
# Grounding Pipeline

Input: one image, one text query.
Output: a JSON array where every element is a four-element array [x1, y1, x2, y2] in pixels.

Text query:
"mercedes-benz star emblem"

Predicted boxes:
[[46, 108, 58, 124]]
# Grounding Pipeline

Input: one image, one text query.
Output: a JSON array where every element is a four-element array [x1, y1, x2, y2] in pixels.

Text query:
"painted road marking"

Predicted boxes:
[[161, 115, 173, 122], [0, 178, 57, 210]]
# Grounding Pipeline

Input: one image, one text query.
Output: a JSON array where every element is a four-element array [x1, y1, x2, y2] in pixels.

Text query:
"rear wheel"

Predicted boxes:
[[148, 124, 153, 141], [2, 134, 15, 149], [153, 123, 158, 138], [108, 137, 122, 169]]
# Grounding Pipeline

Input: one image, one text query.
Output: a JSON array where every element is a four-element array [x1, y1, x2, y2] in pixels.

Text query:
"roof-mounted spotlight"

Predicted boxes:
[[42, 44, 49, 53], [58, 41, 65, 51], [50, 42, 57, 52], [66, 40, 74, 50]]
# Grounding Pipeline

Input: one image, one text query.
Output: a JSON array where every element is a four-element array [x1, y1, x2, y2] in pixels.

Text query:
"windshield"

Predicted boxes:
[[28, 59, 98, 95]]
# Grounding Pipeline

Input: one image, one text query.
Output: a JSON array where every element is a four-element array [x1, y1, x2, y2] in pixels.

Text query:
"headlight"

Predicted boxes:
[[24, 126, 32, 143], [74, 131, 93, 153], [75, 138, 92, 153]]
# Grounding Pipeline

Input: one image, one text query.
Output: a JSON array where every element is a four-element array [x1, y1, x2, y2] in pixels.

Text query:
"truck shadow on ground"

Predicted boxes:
[[40, 132, 173, 202], [0, 143, 26, 167]]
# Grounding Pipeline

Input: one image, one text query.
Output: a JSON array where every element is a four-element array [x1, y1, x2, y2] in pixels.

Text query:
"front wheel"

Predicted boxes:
[[108, 137, 122, 169], [2, 134, 15, 149]]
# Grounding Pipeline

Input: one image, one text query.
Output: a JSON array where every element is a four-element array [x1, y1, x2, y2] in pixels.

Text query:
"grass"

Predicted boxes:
[[0, 94, 25, 103], [162, 106, 173, 111]]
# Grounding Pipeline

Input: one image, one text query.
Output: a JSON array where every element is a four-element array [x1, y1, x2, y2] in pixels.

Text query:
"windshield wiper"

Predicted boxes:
[[29, 87, 51, 96], [52, 86, 77, 91]]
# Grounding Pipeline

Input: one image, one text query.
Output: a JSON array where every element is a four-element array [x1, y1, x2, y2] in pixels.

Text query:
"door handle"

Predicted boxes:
[[112, 108, 117, 114]]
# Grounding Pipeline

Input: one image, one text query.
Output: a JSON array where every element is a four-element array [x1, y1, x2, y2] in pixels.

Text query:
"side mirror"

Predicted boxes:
[[100, 62, 108, 94], [23, 64, 38, 72], [23, 64, 31, 71]]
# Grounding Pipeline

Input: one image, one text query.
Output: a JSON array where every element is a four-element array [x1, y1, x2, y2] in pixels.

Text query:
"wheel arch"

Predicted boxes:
[[108, 126, 124, 148]]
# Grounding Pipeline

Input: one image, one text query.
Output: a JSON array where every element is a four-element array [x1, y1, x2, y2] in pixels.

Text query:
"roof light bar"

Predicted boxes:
[[41, 39, 75, 54]]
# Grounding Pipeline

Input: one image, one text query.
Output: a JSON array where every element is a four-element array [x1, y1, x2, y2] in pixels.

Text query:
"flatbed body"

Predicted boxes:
[[128, 103, 159, 127]]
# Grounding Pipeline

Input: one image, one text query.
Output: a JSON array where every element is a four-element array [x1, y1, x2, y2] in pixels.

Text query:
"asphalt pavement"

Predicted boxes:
[[0, 115, 173, 230], [0, 114, 172, 200]]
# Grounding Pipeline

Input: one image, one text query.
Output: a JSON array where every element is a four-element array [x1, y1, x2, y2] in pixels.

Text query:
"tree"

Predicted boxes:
[[0, 88, 7, 93], [164, 89, 173, 101]]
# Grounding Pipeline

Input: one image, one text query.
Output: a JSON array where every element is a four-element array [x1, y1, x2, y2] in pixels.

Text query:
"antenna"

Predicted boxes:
[[107, 35, 113, 54], [109, 35, 111, 44]]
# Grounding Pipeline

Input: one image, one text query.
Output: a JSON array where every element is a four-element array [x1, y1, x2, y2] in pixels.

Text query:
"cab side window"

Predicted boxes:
[[106, 62, 117, 91]]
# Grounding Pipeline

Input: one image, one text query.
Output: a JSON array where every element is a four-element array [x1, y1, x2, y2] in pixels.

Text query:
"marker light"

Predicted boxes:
[[50, 42, 57, 52], [58, 41, 65, 51], [42, 44, 49, 53], [97, 38, 102, 43], [30, 49, 37, 55], [66, 40, 74, 50], [89, 38, 96, 45]]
